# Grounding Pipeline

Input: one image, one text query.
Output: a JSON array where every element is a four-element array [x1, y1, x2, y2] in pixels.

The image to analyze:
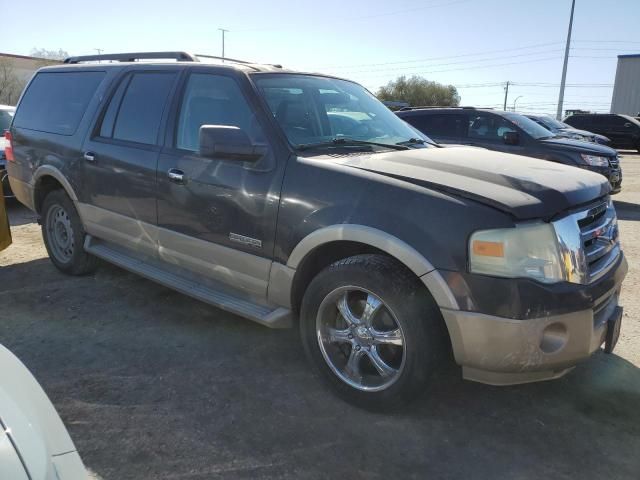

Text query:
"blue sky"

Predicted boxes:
[[3, 0, 639, 115]]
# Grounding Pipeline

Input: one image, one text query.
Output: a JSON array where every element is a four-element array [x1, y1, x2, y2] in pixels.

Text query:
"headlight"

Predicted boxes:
[[469, 223, 566, 283], [581, 154, 609, 167]]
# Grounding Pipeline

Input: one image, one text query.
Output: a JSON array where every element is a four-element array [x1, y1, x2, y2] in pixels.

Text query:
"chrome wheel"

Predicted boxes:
[[316, 286, 406, 392], [46, 204, 74, 263]]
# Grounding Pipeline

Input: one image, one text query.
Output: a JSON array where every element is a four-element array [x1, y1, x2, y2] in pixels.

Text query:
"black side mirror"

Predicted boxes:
[[503, 131, 519, 145], [624, 122, 633, 128], [199, 125, 267, 161]]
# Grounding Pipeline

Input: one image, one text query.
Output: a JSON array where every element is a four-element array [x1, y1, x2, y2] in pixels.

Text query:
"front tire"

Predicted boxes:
[[300, 254, 446, 410], [41, 190, 98, 275]]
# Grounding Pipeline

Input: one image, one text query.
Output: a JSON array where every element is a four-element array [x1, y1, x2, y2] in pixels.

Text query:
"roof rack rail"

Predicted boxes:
[[398, 106, 487, 111], [195, 53, 283, 69], [64, 51, 199, 64]]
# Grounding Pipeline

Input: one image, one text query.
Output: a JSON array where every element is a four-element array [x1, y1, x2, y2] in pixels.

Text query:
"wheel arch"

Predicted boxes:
[[277, 224, 459, 314], [32, 166, 79, 214]]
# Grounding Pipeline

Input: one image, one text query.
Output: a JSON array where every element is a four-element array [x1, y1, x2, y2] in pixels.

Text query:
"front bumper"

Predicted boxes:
[[584, 164, 622, 194], [440, 254, 627, 386]]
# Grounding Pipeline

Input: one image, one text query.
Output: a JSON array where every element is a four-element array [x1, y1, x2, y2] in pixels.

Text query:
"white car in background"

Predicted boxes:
[[1, 105, 16, 198], [0, 344, 87, 479]]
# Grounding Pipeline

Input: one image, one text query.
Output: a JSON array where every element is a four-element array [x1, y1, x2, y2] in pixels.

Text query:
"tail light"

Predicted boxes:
[[4, 131, 14, 162]]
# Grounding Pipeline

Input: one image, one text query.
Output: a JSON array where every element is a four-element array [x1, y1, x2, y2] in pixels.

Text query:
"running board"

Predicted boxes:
[[84, 236, 293, 329]]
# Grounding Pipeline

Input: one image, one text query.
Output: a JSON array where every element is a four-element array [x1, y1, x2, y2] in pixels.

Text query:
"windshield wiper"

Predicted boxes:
[[396, 137, 441, 148], [296, 138, 410, 151]]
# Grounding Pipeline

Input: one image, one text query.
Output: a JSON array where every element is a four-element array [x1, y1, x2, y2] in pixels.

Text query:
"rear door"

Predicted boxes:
[[80, 69, 179, 255]]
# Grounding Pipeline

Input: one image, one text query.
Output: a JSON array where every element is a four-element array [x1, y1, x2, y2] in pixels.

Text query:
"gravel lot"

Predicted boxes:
[[1, 154, 639, 479]]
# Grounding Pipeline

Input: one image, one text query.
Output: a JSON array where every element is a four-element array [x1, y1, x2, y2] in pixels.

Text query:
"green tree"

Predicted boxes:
[[377, 75, 460, 108]]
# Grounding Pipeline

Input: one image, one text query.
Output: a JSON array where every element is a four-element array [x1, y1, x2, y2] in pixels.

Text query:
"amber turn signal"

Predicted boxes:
[[472, 240, 504, 257]]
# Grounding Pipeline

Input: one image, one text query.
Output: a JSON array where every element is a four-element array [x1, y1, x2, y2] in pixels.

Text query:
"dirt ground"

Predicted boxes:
[[1, 154, 640, 480]]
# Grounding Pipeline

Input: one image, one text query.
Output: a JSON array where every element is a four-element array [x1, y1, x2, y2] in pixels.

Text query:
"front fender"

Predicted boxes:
[[281, 223, 458, 310]]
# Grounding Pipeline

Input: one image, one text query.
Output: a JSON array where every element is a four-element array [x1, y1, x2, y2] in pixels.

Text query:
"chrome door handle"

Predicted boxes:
[[167, 168, 185, 184], [83, 151, 96, 162]]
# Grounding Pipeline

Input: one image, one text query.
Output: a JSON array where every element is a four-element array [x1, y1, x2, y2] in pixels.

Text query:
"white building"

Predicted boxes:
[[611, 54, 640, 116]]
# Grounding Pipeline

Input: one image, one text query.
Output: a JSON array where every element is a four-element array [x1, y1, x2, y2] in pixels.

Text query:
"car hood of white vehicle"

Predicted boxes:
[[0, 344, 83, 479]]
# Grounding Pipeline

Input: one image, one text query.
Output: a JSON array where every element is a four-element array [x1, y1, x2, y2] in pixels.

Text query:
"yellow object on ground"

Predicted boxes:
[[0, 193, 11, 251]]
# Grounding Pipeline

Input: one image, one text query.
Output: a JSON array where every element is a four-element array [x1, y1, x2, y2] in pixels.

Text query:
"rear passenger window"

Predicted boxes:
[[468, 113, 516, 141], [13, 71, 105, 135], [99, 72, 176, 145]]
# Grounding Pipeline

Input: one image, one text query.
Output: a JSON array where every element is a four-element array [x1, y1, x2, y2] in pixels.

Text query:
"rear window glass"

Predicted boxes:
[[13, 71, 105, 135]]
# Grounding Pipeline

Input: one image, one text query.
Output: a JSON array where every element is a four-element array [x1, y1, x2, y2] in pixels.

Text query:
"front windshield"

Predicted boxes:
[[253, 74, 432, 149], [0, 110, 14, 132], [537, 115, 566, 130], [503, 112, 555, 139]]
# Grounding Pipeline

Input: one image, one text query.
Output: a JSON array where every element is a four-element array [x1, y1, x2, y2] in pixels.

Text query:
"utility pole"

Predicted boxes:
[[94, 48, 103, 55], [218, 28, 229, 62], [503, 81, 510, 111], [557, 0, 576, 120]]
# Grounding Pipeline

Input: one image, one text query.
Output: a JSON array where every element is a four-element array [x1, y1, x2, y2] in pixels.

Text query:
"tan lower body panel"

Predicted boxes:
[[78, 203, 271, 299]]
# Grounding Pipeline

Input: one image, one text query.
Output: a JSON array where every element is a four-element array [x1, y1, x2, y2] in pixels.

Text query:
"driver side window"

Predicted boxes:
[[175, 73, 264, 152]]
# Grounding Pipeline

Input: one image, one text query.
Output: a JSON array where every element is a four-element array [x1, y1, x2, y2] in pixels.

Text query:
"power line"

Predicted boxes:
[[344, 56, 562, 80], [237, 0, 473, 33], [317, 42, 565, 70], [331, 49, 565, 75]]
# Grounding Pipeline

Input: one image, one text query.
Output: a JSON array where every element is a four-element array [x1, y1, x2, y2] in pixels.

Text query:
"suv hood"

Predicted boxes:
[[558, 127, 597, 137], [319, 146, 610, 220], [538, 136, 616, 155]]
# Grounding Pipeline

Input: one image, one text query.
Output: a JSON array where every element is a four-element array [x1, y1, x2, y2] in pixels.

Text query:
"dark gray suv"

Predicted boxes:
[[6, 52, 627, 409], [397, 107, 622, 193]]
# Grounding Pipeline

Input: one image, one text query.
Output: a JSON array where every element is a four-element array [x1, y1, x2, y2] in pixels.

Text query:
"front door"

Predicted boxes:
[[156, 69, 286, 300], [606, 115, 636, 149], [81, 69, 179, 255]]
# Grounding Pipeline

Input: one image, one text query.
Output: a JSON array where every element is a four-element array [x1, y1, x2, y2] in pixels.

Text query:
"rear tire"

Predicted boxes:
[[300, 254, 446, 410], [41, 190, 98, 275]]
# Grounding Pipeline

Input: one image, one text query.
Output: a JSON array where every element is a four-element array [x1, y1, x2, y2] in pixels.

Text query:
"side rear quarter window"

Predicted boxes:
[[406, 114, 466, 140], [13, 71, 105, 135], [566, 116, 584, 127]]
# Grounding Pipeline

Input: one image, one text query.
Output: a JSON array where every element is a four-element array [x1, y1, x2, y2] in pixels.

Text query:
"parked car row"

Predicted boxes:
[[396, 107, 623, 193], [526, 114, 611, 145], [5, 51, 626, 410]]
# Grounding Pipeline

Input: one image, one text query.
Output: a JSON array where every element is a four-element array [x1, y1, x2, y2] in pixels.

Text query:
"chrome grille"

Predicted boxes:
[[553, 198, 621, 284]]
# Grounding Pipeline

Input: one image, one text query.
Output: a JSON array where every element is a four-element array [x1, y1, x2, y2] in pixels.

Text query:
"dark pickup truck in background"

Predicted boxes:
[[564, 113, 640, 152], [6, 52, 627, 409]]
